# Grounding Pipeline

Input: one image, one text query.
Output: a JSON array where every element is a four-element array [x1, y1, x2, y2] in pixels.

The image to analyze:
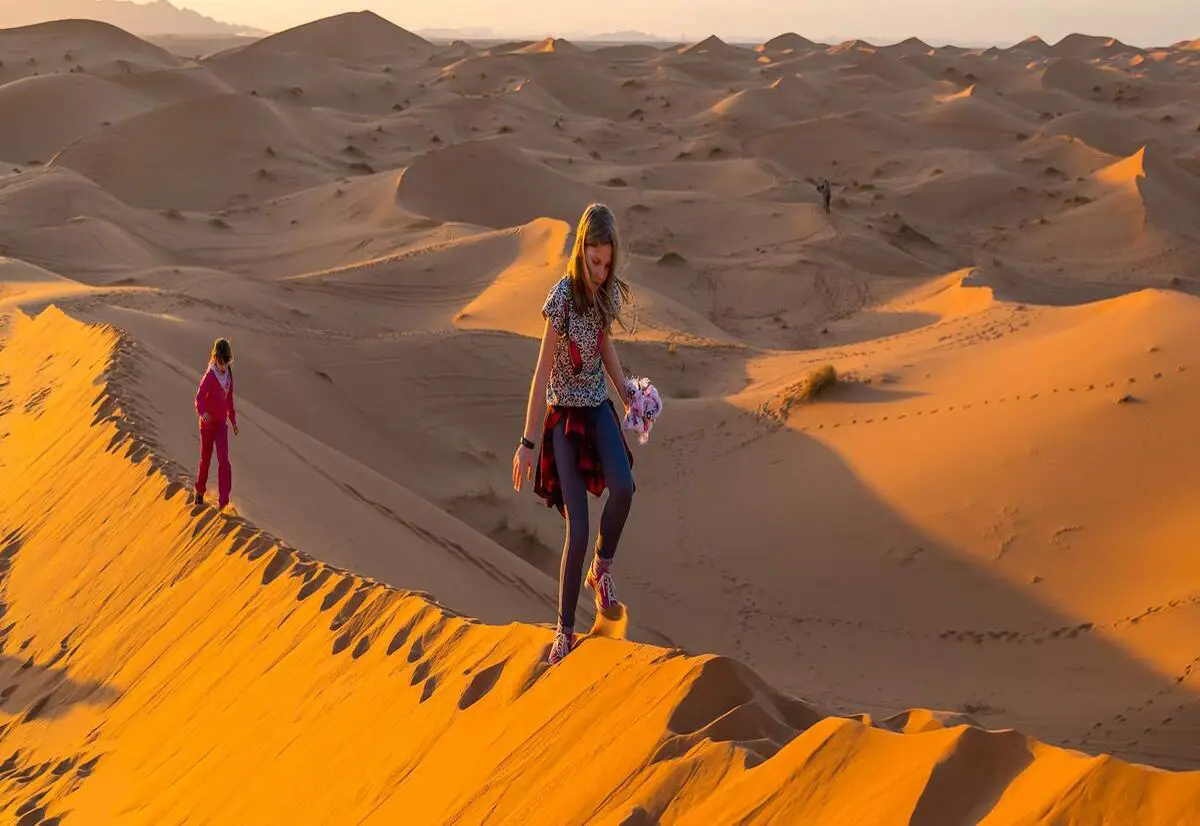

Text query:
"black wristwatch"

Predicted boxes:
[[521, 437, 535, 450]]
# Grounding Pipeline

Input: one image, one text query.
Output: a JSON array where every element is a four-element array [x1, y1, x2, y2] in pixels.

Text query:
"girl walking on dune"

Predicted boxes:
[[513, 203, 637, 665], [194, 337, 239, 511]]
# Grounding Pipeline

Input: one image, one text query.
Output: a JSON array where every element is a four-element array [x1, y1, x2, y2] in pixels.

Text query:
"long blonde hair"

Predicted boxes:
[[566, 203, 631, 333]]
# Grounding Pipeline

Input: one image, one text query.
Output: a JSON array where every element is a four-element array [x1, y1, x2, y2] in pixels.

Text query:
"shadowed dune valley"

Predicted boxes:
[[1, 6, 1199, 824]]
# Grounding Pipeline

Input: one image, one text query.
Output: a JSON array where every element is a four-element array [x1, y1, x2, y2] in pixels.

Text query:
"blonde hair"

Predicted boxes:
[[566, 203, 631, 333]]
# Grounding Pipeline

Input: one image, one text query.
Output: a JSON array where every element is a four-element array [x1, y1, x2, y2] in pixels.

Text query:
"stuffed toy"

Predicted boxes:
[[622, 376, 662, 445]]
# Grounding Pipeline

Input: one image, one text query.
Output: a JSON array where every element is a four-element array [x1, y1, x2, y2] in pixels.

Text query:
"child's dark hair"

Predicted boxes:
[[211, 338, 233, 367]]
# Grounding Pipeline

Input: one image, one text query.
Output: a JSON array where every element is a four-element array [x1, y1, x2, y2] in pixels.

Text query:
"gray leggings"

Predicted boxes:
[[553, 404, 635, 631]]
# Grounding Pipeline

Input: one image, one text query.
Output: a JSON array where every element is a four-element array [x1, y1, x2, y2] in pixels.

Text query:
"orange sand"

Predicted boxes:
[[0, 11, 1198, 822]]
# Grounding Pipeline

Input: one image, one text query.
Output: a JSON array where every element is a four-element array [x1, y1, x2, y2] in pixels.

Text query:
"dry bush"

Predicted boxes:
[[758, 365, 839, 423]]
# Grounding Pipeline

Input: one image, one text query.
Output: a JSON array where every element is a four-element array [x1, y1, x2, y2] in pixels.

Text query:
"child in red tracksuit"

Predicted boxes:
[[194, 337, 239, 509]]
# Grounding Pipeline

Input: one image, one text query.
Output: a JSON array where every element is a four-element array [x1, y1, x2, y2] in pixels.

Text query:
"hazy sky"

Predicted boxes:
[[179, 0, 1198, 46]]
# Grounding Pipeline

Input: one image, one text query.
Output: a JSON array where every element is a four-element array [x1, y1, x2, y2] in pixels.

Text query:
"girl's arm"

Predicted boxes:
[[520, 319, 559, 446], [601, 334, 630, 409], [228, 371, 238, 429], [514, 320, 558, 491], [228, 369, 237, 429], [194, 372, 209, 420]]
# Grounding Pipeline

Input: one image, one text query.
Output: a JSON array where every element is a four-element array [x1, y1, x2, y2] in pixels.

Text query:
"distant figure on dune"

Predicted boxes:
[[193, 337, 239, 511], [817, 178, 832, 213], [513, 203, 637, 665]]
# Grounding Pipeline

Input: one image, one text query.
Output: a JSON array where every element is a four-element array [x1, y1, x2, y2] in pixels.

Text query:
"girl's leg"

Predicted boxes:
[[593, 404, 635, 562], [195, 427, 215, 500], [215, 425, 232, 509], [552, 420, 591, 633]]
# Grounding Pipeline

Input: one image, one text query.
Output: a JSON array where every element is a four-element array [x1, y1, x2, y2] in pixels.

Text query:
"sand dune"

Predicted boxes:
[[436, 50, 643, 121], [882, 37, 936, 58], [0, 256, 95, 308], [0, 302, 1195, 824], [0, 72, 152, 163], [1051, 33, 1143, 60], [900, 51, 957, 82], [145, 32, 262, 60], [759, 32, 824, 54], [1037, 109, 1160, 156], [593, 43, 667, 61], [679, 35, 757, 62], [245, 10, 432, 64], [397, 139, 600, 228], [514, 37, 585, 56], [0, 169, 172, 283], [837, 49, 934, 89], [1, 11, 1199, 821], [1093, 147, 1200, 241], [107, 63, 236, 104], [660, 41, 760, 86], [916, 88, 1033, 149], [50, 92, 354, 210], [1042, 55, 1165, 105], [828, 39, 877, 57], [1013, 35, 1053, 55], [747, 109, 915, 172], [201, 46, 423, 115], [697, 80, 822, 133], [0, 18, 180, 82]]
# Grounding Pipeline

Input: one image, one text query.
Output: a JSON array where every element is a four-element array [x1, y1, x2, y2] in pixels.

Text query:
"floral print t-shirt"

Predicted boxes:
[[542, 275, 619, 408]]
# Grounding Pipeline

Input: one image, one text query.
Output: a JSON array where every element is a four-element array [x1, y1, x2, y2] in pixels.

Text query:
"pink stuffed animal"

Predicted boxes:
[[622, 376, 663, 445]]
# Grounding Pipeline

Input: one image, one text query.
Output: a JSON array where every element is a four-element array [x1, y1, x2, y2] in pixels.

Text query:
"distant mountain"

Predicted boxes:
[[415, 26, 669, 44], [417, 26, 498, 41], [583, 30, 670, 43], [0, 0, 265, 36]]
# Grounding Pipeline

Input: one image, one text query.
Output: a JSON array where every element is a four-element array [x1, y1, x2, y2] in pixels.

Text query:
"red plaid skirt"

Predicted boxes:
[[534, 401, 634, 517]]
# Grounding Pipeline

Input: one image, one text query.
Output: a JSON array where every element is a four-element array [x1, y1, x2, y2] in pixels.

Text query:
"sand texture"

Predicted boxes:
[[0, 12, 1198, 823]]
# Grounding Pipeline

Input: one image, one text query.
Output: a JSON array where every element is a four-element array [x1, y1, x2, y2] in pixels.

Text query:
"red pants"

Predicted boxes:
[[195, 424, 231, 508]]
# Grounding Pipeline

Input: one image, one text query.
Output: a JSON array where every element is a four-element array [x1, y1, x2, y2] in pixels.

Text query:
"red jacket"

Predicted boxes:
[[195, 365, 237, 429]]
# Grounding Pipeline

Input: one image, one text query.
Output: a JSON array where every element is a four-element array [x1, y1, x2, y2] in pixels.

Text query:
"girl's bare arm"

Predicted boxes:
[[601, 333, 630, 408], [521, 319, 558, 445]]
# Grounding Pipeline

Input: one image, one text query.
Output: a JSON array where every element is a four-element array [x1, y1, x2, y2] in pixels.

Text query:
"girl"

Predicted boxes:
[[194, 337, 239, 510], [513, 203, 636, 665]]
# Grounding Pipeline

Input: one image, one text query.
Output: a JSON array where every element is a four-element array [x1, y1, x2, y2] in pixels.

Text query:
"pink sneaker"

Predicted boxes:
[[547, 626, 575, 665], [586, 558, 618, 612]]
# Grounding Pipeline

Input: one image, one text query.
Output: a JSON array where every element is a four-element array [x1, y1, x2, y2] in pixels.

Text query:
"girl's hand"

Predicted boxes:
[[200, 412, 211, 425], [512, 443, 535, 492], [232, 423, 240, 437], [620, 384, 634, 418]]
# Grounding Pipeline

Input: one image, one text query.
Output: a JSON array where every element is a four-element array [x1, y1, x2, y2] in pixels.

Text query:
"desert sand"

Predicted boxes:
[[0, 11, 1198, 823]]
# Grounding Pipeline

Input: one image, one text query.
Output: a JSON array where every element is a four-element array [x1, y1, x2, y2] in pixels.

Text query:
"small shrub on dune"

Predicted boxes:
[[758, 365, 839, 423], [797, 365, 838, 403]]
